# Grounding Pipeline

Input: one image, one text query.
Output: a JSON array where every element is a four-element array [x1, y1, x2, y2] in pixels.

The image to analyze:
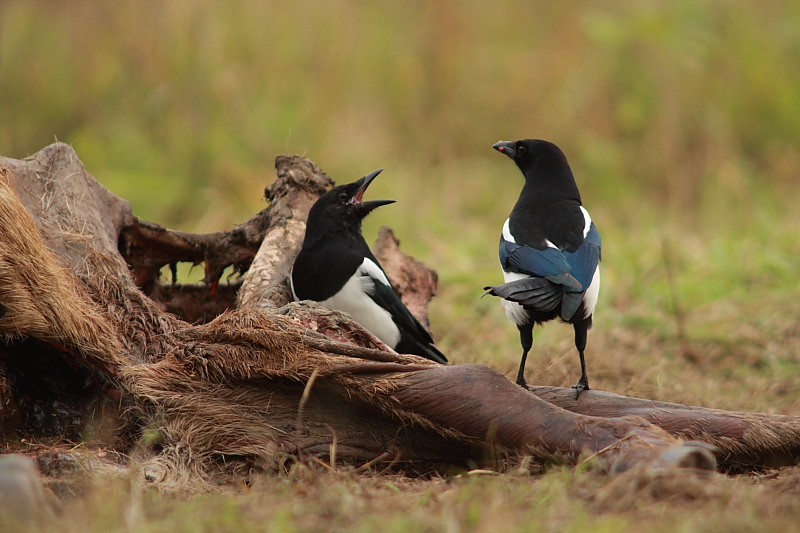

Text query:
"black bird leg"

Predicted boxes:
[[571, 317, 592, 399], [516, 322, 534, 389]]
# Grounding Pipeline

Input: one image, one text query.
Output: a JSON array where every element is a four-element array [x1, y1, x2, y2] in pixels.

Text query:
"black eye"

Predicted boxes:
[[517, 145, 527, 156], [339, 191, 349, 202]]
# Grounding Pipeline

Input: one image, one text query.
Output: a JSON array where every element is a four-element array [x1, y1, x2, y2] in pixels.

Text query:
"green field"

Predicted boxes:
[[2, 1, 800, 531]]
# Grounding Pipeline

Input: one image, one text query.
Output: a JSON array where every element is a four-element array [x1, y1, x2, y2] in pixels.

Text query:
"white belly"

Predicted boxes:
[[581, 266, 600, 319], [320, 260, 401, 348]]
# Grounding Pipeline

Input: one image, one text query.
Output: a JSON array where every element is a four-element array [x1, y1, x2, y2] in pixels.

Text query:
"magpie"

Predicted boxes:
[[484, 139, 601, 398], [291, 169, 448, 364]]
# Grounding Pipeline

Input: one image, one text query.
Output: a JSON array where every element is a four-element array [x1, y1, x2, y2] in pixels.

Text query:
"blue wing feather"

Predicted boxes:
[[501, 239, 570, 276], [498, 222, 600, 301], [560, 292, 584, 321], [494, 215, 601, 322], [500, 239, 581, 290], [562, 223, 601, 294]]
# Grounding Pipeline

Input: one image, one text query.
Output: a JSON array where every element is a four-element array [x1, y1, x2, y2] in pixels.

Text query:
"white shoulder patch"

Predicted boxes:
[[501, 218, 515, 243], [289, 271, 299, 301], [359, 257, 391, 286], [579, 206, 592, 238]]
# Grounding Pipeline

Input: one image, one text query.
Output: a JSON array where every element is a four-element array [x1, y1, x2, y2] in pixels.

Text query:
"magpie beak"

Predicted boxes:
[[351, 168, 395, 213], [493, 141, 515, 158]]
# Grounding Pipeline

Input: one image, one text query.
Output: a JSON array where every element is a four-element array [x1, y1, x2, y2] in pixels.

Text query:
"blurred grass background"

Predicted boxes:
[[2, 0, 799, 411]]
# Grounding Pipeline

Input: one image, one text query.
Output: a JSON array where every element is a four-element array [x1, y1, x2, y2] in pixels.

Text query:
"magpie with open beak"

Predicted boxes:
[[291, 169, 448, 364], [484, 139, 601, 397]]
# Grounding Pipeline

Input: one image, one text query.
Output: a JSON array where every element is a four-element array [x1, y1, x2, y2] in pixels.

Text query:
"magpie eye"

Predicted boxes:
[[339, 192, 349, 202], [517, 145, 527, 155]]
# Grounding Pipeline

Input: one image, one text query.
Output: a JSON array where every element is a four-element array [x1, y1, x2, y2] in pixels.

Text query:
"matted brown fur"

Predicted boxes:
[[0, 168, 123, 372]]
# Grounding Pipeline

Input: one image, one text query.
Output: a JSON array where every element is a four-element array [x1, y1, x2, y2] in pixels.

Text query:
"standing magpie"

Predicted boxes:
[[484, 139, 601, 397], [291, 169, 448, 364]]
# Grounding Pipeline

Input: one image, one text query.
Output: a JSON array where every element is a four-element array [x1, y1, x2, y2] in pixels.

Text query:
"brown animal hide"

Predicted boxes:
[[1, 143, 799, 491]]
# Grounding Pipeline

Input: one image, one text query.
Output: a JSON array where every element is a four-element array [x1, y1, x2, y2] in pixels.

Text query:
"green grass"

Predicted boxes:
[[13, 466, 800, 533], [2, 0, 800, 531]]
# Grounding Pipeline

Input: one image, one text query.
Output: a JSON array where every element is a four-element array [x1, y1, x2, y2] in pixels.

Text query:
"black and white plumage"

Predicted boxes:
[[291, 169, 447, 364], [484, 139, 601, 397]]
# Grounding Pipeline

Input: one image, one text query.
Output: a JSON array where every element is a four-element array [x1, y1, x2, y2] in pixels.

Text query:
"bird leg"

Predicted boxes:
[[571, 350, 590, 399], [571, 318, 591, 399], [516, 323, 534, 389]]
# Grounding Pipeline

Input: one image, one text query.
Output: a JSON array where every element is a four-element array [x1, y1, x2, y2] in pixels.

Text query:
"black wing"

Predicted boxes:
[[361, 259, 448, 364], [291, 238, 363, 301]]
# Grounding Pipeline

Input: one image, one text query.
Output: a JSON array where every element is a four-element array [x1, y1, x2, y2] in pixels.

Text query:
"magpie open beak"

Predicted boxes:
[[353, 168, 395, 212], [493, 140, 516, 158]]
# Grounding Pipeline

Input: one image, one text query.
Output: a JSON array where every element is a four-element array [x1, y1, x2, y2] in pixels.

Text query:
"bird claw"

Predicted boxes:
[[571, 380, 590, 400], [516, 376, 530, 390]]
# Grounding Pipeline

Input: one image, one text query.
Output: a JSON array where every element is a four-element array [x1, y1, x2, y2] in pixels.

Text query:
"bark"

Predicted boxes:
[[1, 143, 798, 490]]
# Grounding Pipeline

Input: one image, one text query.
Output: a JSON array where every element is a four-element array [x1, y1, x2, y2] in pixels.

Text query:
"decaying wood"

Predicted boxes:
[[1, 143, 799, 492], [237, 155, 334, 309]]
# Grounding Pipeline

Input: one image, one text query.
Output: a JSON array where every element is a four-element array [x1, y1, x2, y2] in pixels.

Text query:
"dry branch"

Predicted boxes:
[[1, 143, 799, 491]]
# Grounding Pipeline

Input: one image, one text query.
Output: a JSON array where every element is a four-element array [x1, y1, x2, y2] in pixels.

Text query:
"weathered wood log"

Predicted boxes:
[[237, 156, 333, 309], [1, 143, 798, 491]]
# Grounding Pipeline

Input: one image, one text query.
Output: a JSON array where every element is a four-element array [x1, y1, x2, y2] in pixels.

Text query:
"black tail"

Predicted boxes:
[[483, 277, 561, 312], [396, 337, 448, 364]]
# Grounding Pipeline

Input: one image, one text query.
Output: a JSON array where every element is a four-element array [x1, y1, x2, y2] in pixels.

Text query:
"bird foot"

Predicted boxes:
[[571, 380, 590, 400], [516, 376, 530, 390]]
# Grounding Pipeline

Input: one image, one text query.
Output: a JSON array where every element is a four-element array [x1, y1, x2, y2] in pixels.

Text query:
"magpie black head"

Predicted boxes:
[[492, 139, 580, 201], [492, 138, 571, 170], [307, 169, 395, 231]]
